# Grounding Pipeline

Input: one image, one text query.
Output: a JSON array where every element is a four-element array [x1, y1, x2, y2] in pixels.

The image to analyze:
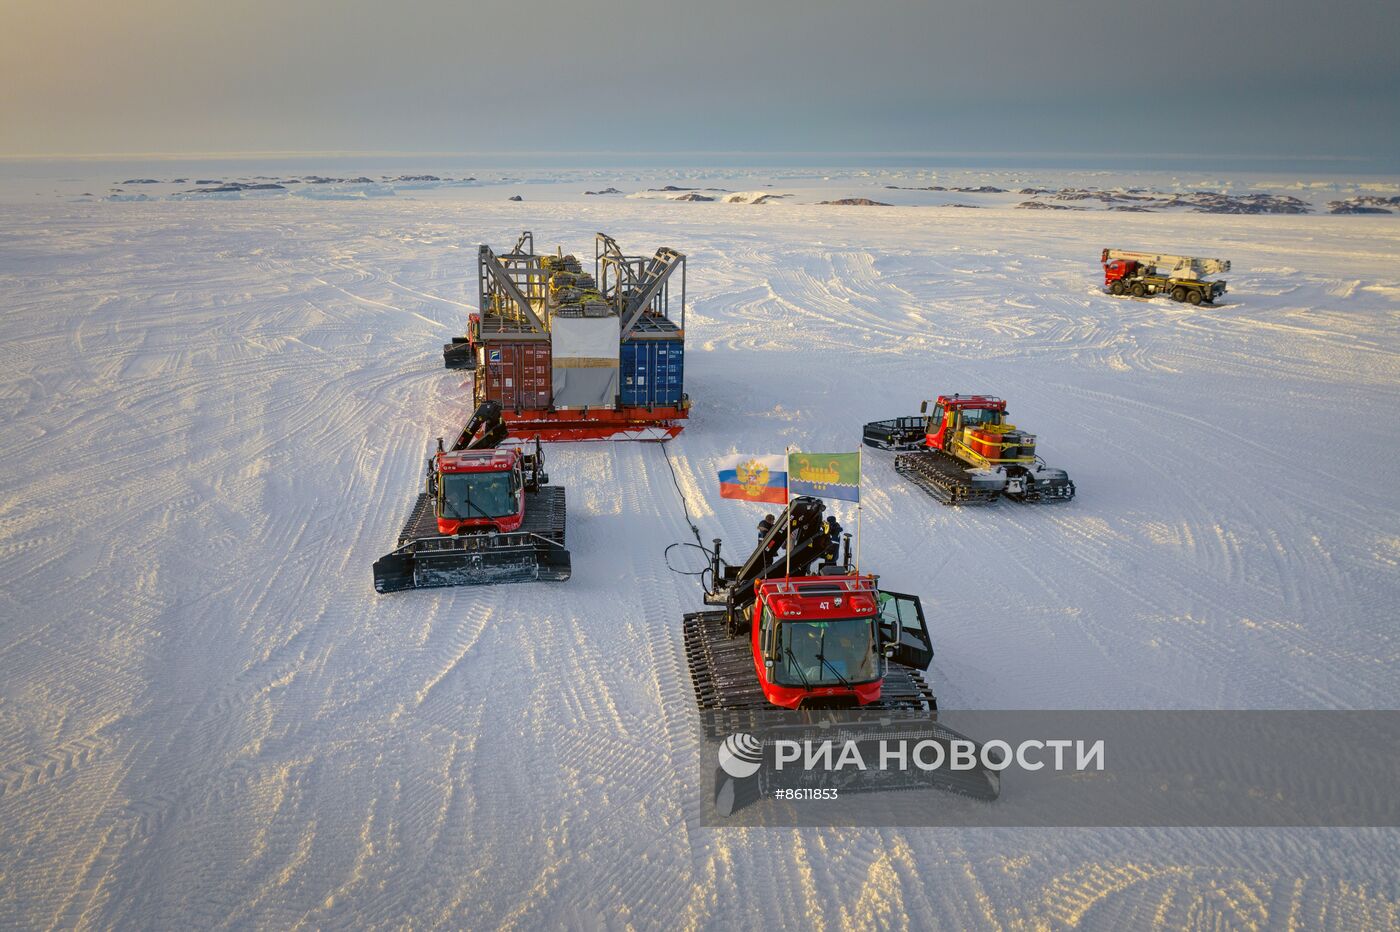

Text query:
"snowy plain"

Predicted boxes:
[[1, 165, 1399, 928]]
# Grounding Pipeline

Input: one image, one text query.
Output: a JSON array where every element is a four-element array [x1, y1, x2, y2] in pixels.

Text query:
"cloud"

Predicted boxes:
[[2, 0, 1396, 160]]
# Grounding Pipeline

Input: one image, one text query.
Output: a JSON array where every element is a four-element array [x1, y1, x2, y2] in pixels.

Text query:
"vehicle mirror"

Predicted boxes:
[[919, 400, 928, 414]]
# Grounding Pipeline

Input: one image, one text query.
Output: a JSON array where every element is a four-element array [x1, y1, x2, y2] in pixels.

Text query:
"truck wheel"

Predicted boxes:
[[1131, 282, 1146, 298], [1109, 281, 1125, 295], [1187, 290, 1203, 305], [1171, 286, 1187, 302]]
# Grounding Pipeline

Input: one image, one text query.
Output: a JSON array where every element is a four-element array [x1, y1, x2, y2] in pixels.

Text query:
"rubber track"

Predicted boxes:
[[894, 449, 1001, 506]]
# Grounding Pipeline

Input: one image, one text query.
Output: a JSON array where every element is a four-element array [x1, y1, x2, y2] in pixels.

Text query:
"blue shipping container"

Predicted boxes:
[[620, 340, 684, 407]]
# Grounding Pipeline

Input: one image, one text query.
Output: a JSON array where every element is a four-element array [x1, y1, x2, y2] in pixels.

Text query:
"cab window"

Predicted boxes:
[[960, 407, 1000, 427], [760, 606, 777, 659]]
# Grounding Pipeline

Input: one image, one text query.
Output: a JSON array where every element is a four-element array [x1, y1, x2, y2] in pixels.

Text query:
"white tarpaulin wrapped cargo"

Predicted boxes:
[[550, 315, 620, 409]]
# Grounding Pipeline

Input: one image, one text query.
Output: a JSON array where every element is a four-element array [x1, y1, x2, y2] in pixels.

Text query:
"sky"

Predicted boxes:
[[3, 0, 1397, 167]]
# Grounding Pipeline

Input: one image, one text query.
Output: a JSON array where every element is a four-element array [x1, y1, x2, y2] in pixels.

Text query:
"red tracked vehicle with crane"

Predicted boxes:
[[686, 496, 937, 712], [683, 495, 1001, 801]]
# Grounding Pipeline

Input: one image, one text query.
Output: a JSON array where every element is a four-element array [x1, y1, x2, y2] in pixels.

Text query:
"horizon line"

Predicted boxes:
[[0, 148, 1381, 165]]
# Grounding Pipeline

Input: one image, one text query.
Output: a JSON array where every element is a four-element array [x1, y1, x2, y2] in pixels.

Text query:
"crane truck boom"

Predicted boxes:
[[1101, 248, 1230, 304], [1103, 249, 1230, 278]]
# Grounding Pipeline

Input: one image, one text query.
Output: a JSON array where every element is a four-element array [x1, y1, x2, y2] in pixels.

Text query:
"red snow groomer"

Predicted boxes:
[[687, 497, 937, 711], [684, 495, 1001, 801], [443, 232, 689, 442], [864, 394, 1075, 505], [373, 401, 569, 593]]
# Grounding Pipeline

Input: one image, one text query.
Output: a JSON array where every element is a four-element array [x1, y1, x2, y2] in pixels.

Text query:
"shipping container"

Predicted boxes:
[[620, 339, 684, 407], [551, 315, 621, 409], [477, 341, 552, 410]]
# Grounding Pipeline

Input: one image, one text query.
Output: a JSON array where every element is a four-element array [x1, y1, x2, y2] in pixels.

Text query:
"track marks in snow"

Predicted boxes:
[[0, 735, 108, 801], [2, 198, 1399, 928]]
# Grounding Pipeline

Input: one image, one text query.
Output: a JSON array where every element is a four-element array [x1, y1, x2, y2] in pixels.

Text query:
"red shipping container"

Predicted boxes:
[[477, 342, 552, 410]]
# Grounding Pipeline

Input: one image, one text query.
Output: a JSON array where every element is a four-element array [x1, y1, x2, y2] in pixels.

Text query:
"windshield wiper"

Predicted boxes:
[[452, 489, 496, 523], [816, 627, 854, 691], [464, 497, 495, 521], [783, 646, 813, 691]]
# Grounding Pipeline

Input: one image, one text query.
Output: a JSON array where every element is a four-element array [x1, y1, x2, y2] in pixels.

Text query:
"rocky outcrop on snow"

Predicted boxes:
[[1175, 192, 1310, 214], [1327, 196, 1399, 214], [1016, 200, 1083, 210], [261, 174, 473, 187], [884, 184, 1007, 193], [508, 195, 523, 201], [585, 187, 624, 195], [1055, 191, 1129, 203], [722, 192, 791, 204], [818, 198, 891, 206], [119, 179, 161, 184], [1328, 202, 1392, 214], [671, 193, 714, 201], [185, 182, 286, 193], [1028, 188, 1311, 213]]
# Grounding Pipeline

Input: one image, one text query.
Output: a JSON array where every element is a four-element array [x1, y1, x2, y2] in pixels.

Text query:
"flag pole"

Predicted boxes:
[[855, 446, 862, 574], [785, 446, 793, 581]]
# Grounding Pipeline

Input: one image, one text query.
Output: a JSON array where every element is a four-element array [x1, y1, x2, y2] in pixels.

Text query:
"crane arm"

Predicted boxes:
[[1102, 248, 1230, 278], [452, 401, 508, 451], [706, 497, 842, 620]]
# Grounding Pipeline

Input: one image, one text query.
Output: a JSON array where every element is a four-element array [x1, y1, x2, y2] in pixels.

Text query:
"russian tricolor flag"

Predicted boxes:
[[717, 454, 789, 505]]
